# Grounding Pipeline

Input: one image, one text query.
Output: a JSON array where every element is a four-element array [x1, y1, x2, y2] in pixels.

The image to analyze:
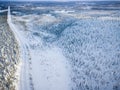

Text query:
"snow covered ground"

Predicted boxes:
[[6, 2, 120, 90], [9, 9, 72, 90]]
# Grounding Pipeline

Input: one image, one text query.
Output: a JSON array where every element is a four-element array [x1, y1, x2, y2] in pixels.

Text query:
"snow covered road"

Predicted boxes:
[[16, 26, 72, 90]]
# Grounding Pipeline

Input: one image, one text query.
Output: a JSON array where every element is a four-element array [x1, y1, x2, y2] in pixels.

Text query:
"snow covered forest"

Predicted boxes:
[[0, 1, 120, 90]]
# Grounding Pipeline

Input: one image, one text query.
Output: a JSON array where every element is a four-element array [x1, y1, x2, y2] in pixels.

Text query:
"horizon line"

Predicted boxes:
[[0, 0, 120, 2]]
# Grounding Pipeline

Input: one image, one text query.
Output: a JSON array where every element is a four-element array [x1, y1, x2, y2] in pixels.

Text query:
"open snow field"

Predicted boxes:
[[1, 1, 120, 90]]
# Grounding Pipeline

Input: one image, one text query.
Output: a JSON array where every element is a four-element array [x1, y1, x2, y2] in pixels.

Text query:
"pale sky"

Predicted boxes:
[[3, 0, 120, 1]]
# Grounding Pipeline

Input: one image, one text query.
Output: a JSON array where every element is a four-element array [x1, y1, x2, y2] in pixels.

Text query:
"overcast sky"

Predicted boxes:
[[3, 0, 120, 1]]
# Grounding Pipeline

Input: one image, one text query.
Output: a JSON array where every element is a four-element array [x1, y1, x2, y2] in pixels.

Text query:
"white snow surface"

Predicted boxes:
[[8, 7, 72, 90], [7, 6, 120, 90], [30, 47, 71, 90], [0, 9, 8, 13]]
